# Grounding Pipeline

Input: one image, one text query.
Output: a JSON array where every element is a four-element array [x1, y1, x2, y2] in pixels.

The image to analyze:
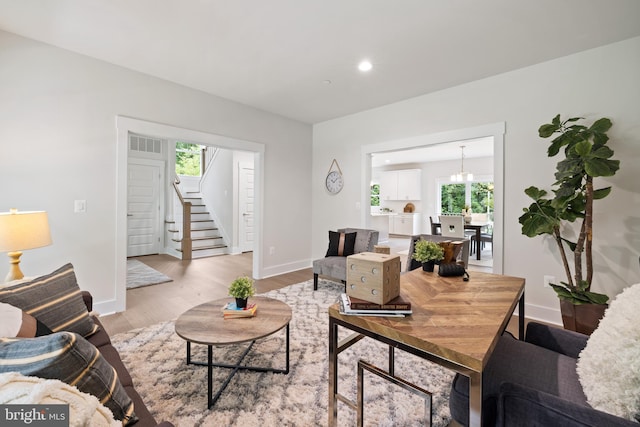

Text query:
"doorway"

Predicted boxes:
[[115, 116, 265, 314], [362, 122, 505, 274], [127, 159, 165, 257]]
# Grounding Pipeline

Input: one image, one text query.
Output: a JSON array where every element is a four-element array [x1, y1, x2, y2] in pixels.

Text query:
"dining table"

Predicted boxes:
[[430, 221, 491, 260]]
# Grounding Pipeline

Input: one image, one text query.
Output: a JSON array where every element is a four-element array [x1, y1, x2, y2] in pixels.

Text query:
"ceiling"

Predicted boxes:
[[371, 137, 493, 168], [0, 1, 639, 125]]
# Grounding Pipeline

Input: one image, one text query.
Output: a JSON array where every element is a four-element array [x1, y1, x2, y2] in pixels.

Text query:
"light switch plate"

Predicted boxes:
[[74, 200, 86, 213]]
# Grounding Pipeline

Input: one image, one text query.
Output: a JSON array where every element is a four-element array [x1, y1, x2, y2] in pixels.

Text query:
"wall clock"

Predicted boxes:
[[325, 159, 344, 194]]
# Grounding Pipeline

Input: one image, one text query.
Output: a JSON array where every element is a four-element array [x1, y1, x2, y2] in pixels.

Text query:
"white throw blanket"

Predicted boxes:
[[0, 372, 119, 427]]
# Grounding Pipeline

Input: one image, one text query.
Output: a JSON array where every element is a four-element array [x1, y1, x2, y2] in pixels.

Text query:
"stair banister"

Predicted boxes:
[[172, 176, 192, 260]]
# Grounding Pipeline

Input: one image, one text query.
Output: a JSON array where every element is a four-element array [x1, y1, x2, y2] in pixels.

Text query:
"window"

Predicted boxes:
[[440, 183, 465, 214], [470, 182, 494, 219], [439, 180, 494, 219], [175, 142, 202, 176], [370, 184, 380, 207]]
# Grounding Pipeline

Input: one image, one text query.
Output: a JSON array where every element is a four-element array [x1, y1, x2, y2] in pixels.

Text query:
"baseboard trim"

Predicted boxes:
[[261, 259, 311, 279], [524, 302, 562, 326]]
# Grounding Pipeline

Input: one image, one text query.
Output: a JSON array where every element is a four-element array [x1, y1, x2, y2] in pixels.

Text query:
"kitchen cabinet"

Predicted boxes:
[[379, 169, 421, 201], [389, 213, 421, 236]]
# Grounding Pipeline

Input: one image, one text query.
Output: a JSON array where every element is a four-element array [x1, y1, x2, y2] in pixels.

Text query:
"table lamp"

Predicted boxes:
[[0, 208, 52, 282]]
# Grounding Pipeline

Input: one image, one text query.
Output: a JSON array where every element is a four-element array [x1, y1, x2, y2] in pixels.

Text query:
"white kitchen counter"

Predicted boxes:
[[370, 213, 394, 242]]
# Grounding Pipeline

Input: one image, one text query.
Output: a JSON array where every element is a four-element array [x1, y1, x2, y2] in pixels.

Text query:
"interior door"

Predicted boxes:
[[238, 163, 254, 253], [127, 160, 163, 257]]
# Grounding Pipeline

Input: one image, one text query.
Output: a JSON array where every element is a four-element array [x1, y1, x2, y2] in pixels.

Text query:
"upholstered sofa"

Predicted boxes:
[[82, 292, 174, 427], [449, 321, 638, 426], [312, 228, 379, 290], [0, 263, 173, 427]]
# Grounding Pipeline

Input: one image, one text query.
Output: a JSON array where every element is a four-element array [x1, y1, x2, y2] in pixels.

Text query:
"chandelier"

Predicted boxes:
[[451, 145, 474, 182]]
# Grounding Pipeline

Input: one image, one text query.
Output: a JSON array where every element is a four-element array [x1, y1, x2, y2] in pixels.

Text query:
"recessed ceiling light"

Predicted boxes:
[[358, 60, 373, 72]]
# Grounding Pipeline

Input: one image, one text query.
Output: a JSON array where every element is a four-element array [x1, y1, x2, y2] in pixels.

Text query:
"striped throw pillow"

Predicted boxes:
[[0, 332, 137, 425], [0, 263, 98, 337]]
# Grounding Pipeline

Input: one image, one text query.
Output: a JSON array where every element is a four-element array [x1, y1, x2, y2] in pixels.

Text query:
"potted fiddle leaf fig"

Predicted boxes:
[[412, 240, 444, 272], [519, 114, 620, 334], [228, 276, 256, 308]]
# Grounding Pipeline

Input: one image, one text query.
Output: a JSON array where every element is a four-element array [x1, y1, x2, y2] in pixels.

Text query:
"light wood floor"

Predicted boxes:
[[100, 239, 518, 337], [100, 252, 311, 335]]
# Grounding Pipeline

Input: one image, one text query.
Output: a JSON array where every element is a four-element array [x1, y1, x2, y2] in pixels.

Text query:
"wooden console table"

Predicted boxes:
[[328, 268, 525, 427]]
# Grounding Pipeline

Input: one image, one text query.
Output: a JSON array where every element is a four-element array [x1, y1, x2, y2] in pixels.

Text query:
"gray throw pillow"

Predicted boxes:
[[0, 332, 137, 425], [0, 263, 98, 338]]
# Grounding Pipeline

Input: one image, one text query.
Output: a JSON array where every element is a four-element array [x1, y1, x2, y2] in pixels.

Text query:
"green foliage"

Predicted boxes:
[[441, 182, 494, 218], [228, 276, 256, 299], [370, 184, 380, 207], [550, 281, 609, 305], [440, 184, 465, 214], [471, 182, 494, 217], [176, 142, 201, 176], [412, 240, 445, 263], [519, 115, 619, 305]]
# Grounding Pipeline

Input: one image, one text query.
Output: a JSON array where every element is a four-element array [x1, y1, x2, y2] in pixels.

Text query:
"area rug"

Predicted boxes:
[[111, 279, 454, 426], [126, 259, 172, 289]]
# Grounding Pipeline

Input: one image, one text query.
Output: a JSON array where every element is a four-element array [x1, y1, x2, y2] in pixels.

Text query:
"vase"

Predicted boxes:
[[464, 214, 472, 224], [235, 297, 248, 309], [559, 299, 607, 335], [422, 261, 435, 272]]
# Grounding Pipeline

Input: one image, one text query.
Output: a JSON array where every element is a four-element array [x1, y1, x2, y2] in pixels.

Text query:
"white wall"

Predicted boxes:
[[0, 31, 312, 312], [312, 36, 640, 325], [202, 148, 234, 250]]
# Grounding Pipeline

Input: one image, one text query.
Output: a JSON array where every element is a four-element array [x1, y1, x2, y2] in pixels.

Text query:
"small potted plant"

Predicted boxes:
[[412, 240, 444, 272], [228, 276, 256, 308]]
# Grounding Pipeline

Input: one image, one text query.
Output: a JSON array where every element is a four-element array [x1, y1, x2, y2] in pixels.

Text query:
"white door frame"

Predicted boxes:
[[113, 116, 265, 314]]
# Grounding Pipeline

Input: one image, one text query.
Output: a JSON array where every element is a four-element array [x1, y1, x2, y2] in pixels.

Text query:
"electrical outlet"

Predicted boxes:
[[543, 275, 555, 289], [269, 246, 275, 255]]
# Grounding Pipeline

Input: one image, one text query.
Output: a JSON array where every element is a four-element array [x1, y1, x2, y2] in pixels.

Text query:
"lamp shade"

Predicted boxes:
[[0, 209, 52, 252]]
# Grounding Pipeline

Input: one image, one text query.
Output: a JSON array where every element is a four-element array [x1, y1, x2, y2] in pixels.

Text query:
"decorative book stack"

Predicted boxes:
[[221, 302, 258, 318], [339, 294, 412, 317]]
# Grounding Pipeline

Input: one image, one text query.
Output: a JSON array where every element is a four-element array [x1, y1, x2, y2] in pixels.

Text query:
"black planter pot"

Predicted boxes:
[[235, 297, 248, 309], [422, 261, 435, 272]]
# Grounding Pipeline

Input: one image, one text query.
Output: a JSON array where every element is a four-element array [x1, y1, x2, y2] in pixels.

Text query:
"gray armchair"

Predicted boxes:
[[312, 228, 379, 290], [449, 322, 637, 426]]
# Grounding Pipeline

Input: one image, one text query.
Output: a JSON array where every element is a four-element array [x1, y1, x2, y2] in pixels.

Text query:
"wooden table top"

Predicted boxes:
[[329, 268, 525, 372], [175, 296, 292, 346]]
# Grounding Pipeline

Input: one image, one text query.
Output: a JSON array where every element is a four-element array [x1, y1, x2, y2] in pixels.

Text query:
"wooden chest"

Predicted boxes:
[[346, 252, 401, 304]]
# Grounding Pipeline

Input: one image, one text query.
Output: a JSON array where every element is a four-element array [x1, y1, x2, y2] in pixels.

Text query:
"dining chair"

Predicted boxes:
[[429, 216, 441, 235], [439, 215, 465, 238]]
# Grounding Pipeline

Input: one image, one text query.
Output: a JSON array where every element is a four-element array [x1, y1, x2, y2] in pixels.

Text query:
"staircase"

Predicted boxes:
[[167, 191, 227, 259]]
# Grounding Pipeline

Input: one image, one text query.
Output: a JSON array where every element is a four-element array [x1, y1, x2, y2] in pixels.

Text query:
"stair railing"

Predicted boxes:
[[172, 176, 192, 260]]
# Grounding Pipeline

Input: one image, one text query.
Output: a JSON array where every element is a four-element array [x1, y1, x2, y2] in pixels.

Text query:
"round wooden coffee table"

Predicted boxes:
[[175, 296, 292, 408]]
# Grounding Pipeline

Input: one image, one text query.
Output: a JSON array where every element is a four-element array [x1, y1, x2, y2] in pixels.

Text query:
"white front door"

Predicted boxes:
[[239, 163, 254, 253], [127, 160, 164, 257]]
